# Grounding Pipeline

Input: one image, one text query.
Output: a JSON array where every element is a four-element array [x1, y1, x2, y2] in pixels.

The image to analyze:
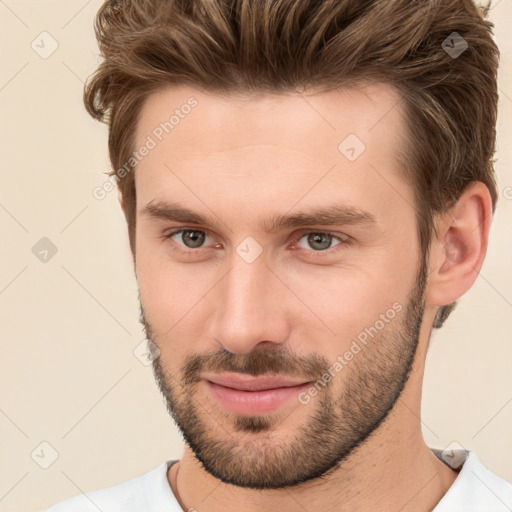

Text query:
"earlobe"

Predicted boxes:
[[425, 181, 493, 307]]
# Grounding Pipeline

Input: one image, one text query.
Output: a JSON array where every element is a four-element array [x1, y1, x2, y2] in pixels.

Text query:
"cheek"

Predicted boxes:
[[136, 243, 173, 311], [137, 259, 201, 323], [136, 243, 219, 351], [136, 230, 191, 302], [290, 253, 412, 345]]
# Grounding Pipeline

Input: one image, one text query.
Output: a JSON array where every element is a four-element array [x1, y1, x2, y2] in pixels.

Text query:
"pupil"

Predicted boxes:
[[183, 230, 205, 248], [308, 233, 331, 250]]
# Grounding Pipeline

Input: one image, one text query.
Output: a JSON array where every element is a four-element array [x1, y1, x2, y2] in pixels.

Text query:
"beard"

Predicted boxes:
[[141, 254, 429, 490]]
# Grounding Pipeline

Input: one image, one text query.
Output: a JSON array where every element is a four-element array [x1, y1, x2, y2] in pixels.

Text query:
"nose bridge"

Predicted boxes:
[[222, 252, 274, 325], [209, 250, 289, 354]]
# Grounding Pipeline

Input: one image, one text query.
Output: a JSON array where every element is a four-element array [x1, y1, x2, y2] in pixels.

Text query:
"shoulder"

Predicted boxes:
[[433, 450, 512, 512], [40, 460, 179, 512]]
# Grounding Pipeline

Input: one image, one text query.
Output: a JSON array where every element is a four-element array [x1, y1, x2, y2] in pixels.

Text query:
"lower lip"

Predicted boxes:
[[204, 380, 311, 415]]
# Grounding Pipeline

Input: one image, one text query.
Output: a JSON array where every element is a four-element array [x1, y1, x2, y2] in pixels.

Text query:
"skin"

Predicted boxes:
[[126, 82, 492, 511]]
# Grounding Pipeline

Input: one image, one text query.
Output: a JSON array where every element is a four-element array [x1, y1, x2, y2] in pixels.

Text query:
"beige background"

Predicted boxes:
[[0, 1, 511, 511]]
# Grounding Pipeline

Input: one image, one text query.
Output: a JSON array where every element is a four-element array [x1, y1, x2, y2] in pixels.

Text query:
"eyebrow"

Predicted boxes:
[[141, 201, 377, 233]]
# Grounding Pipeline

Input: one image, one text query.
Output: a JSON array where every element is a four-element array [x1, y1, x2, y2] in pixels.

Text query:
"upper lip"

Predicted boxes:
[[203, 373, 311, 391]]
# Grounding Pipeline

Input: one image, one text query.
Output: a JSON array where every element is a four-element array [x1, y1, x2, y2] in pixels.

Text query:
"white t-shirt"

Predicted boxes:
[[40, 450, 512, 511]]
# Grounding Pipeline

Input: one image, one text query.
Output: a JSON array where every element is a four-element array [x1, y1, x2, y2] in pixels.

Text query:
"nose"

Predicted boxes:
[[207, 252, 292, 355]]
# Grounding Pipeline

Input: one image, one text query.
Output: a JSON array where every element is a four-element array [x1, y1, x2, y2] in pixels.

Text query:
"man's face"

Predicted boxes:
[[133, 83, 429, 488]]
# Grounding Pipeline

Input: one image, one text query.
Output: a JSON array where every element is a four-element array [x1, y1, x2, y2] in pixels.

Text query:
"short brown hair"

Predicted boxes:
[[84, 0, 499, 329]]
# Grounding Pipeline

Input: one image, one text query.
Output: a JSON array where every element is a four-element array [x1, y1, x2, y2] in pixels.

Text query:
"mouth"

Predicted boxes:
[[202, 373, 312, 415]]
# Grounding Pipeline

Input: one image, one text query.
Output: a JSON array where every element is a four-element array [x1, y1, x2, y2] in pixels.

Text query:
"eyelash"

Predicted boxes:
[[163, 228, 351, 258]]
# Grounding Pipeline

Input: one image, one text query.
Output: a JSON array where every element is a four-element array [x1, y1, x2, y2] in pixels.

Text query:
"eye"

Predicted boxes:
[[292, 231, 349, 252], [164, 228, 350, 257], [165, 228, 217, 253]]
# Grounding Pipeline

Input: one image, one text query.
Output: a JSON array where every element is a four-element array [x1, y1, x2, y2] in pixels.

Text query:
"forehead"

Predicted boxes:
[[135, 82, 406, 157], [133, 83, 412, 231]]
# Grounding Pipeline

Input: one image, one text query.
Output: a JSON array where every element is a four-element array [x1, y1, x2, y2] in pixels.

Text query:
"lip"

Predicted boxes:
[[203, 373, 312, 415], [203, 373, 311, 391]]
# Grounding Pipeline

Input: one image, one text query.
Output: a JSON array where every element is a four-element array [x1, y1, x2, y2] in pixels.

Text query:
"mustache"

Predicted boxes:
[[179, 344, 331, 386], [139, 301, 330, 385]]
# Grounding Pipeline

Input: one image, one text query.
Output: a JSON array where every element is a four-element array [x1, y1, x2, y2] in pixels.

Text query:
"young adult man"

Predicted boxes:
[[43, 0, 511, 510]]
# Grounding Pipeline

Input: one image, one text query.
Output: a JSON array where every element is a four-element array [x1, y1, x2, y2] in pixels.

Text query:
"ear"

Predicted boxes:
[[425, 181, 493, 307]]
